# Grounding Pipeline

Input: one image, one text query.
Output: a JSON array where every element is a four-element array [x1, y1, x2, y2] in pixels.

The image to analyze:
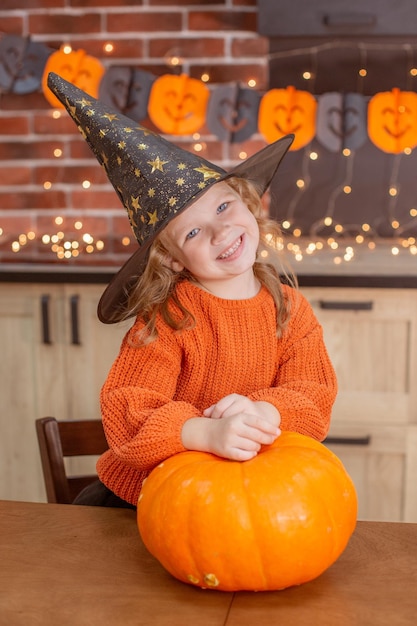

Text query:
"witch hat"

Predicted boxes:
[[47, 72, 294, 323]]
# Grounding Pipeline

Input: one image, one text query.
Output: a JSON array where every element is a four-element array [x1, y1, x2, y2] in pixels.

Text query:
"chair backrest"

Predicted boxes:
[[35, 416, 108, 504]]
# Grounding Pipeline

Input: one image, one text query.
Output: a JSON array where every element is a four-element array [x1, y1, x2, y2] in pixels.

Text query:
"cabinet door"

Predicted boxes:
[[0, 282, 131, 503], [0, 285, 57, 502], [325, 424, 407, 521], [301, 288, 417, 426], [60, 284, 131, 419]]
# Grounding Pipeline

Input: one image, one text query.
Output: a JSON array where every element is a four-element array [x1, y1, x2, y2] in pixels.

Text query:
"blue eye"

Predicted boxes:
[[186, 228, 199, 240], [217, 202, 228, 213]]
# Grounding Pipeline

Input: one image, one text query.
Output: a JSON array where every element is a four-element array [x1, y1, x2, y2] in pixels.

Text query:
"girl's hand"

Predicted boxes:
[[181, 395, 281, 461], [204, 393, 281, 428]]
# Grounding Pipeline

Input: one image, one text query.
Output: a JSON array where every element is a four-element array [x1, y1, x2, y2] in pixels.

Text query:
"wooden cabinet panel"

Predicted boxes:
[[0, 283, 130, 503], [302, 288, 417, 426], [301, 287, 417, 522]]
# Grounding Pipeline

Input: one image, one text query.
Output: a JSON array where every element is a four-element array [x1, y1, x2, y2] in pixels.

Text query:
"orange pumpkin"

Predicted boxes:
[[137, 431, 357, 592], [368, 87, 417, 154], [42, 47, 105, 109], [148, 73, 209, 135], [259, 85, 317, 150]]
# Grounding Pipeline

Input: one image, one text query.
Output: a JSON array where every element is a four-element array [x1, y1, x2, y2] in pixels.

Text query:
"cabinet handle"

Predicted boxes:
[[70, 295, 81, 346], [324, 435, 371, 446], [322, 13, 376, 27], [319, 300, 373, 311], [41, 295, 52, 345]]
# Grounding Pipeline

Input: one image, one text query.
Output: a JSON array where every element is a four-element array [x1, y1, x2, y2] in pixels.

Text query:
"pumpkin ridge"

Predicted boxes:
[[239, 459, 269, 590]]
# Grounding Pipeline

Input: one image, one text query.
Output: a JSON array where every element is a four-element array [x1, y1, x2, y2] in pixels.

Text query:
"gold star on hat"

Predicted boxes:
[[47, 72, 294, 324]]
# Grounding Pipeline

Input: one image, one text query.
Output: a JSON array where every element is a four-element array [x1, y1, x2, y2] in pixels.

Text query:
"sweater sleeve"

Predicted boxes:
[[248, 291, 337, 441], [100, 321, 197, 471]]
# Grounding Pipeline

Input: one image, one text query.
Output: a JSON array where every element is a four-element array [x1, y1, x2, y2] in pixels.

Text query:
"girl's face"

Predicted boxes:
[[161, 181, 260, 298]]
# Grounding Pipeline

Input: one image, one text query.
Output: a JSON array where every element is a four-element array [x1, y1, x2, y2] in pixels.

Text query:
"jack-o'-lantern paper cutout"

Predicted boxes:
[[317, 93, 367, 152], [42, 47, 105, 109], [368, 88, 417, 154], [259, 85, 317, 150], [99, 66, 155, 122], [0, 34, 52, 95], [207, 83, 260, 143], [148, 73, 209, 135]]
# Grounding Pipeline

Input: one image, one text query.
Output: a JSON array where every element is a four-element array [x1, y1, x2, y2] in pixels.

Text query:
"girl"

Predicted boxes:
[[48, 73, 338, 509]]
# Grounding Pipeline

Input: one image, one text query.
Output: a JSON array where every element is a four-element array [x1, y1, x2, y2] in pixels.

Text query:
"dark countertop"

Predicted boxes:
[[0, 264, 417, 288]]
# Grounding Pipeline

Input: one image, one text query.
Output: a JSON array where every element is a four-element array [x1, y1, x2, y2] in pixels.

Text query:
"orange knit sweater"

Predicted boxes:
[[97, 281, 337, 505]]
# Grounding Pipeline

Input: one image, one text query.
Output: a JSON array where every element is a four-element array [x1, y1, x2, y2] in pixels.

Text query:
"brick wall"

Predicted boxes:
[[0, 0, 269, 267]]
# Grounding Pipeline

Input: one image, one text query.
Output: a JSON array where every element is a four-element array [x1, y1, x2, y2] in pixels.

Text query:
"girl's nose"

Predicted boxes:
[[211, 223, 230, 245]]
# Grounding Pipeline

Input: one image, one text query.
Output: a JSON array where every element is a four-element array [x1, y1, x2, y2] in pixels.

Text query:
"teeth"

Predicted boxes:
[[218, 237, 241, 259]]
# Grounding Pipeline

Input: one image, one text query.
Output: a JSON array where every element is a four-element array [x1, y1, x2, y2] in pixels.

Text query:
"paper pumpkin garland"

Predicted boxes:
[[206, 83, 260, 143], [258, 85, 317, 150], [99, 66, 155, 122], [147, 73, 210, 135], [41, 47, 105, 109], [2, 32, 417, 155], [316, 93, 367, 152], [0, 34, 52, 95], [368, 88, 417, 154]]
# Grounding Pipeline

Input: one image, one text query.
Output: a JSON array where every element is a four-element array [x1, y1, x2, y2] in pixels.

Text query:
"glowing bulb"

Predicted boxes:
[[54, 148, 62, 158], [62, 44, 72, 54], [82, 180, 91, 189], [389, 187, 398, 197], [43, 181, 52, 190], [343, 185, 352, 194], [309, 151, 318, 161], [296, 179, 305, 189], [391, 247, 400, 255], [104, 42, 114, 53], [302, 71, 312, 80], [201, 73, 210, 83], [247, 79, 257, 88], [359, 68, 367, 77]]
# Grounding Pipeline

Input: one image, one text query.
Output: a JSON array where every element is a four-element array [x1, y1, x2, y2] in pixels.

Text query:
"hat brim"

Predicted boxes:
[[98, 133, 294, 324]]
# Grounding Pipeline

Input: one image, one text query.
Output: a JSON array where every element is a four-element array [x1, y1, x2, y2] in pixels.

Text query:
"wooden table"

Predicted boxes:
[[0, 500, 416, 626]]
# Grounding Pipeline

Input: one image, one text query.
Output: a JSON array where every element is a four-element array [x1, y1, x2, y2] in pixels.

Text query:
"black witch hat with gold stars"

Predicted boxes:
[[47, 72, 294, 324]]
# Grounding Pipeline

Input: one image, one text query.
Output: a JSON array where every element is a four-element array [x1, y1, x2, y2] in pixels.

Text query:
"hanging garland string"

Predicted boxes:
[[2, 35, 417, 154]]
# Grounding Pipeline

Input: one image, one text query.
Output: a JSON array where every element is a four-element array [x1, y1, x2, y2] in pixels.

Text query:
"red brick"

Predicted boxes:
[[106, 12, 182, 33], [188, 10, 257, 32], [0, 140, 68, 161], [232, 36, 269, 57], [71, 0, 143, 7], [0, 166, 32, 186], [0, 190, 67, 210], [0, 116, 29, 135], [150, 0, 222, 4], [0, 92, 51, 112], [70, 190, 119, 210], [1, 0, 64, 7], [150, 37, 225, 59], [0, 16, 24, 34], [33, 113, 80, 135], [29, 13, 101, 35], [73, 38, 145, 60], [34, 165, 109, 186]]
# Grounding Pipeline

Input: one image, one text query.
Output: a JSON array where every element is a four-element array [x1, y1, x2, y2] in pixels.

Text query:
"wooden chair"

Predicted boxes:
[[35, 416, 108, 504]]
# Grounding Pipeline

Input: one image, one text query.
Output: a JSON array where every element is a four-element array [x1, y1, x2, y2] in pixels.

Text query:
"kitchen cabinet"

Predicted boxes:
[[0, 282, 131, 503], [301, 287, 417, 522]]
